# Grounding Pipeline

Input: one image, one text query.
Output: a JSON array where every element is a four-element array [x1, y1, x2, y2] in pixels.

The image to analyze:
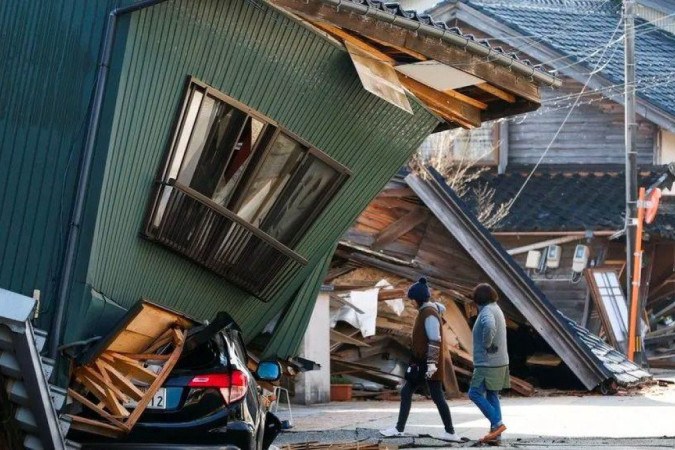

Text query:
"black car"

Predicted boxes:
[[70, 313, 283, 450]]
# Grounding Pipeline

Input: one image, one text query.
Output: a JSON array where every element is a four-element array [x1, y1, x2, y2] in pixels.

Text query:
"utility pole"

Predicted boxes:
[[624, 0, 640, 362]]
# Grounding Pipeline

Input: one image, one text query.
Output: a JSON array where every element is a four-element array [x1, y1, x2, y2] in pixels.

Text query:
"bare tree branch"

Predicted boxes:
[[409, 126, 512, 229]]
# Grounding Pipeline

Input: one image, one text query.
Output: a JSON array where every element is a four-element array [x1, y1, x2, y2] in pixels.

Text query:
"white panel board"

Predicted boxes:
[[395, 61, 483, 92], [345, 41, 413, 114]]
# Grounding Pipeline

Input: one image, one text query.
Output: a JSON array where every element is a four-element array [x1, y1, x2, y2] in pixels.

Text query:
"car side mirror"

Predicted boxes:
[[256, 361, 281, 381]]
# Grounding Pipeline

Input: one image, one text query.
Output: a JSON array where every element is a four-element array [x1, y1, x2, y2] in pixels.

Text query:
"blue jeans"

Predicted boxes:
[[468, 381, 502, 428]]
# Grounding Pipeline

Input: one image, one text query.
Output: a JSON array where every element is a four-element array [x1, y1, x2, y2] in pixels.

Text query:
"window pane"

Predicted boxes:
[[189, 103, 248, 196], [261, 154, 341, 245], [177, 95, 219, 185], [169, 89, 204, 180], [212, 117, 265, 207], [234, 133, 304, 226]]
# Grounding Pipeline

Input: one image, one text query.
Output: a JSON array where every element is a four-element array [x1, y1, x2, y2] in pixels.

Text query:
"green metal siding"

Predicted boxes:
[[263, 246, 335, 359], [0, 0, 117, 329], [84, 0, 438, 349]]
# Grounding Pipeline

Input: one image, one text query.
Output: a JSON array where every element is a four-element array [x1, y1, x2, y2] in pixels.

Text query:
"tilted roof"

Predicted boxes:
[[407, 167, 652, 389]]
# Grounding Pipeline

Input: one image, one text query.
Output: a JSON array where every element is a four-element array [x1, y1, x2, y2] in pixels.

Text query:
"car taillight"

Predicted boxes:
[[188, 371, 248, 404]]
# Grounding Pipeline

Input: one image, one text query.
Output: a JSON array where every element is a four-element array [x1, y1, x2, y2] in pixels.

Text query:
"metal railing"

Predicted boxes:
[[144, 179, 307, 301]]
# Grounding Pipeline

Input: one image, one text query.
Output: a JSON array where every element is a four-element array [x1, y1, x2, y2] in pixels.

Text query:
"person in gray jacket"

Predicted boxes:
[[469, 283, 509, 443]]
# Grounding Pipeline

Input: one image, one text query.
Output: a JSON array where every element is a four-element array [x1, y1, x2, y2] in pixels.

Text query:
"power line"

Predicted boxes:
[[508, 14, 624, 208]]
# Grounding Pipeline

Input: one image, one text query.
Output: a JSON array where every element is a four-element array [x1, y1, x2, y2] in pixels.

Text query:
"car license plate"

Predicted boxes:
[[124, 387, 167, 410]]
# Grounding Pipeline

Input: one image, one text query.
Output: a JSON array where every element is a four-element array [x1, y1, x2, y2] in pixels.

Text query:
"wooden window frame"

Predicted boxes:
[[142, 78, 351, 299]]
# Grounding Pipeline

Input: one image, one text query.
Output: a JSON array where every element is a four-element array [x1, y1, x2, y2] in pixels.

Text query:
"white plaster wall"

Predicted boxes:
[[293, 293, 331, 404]]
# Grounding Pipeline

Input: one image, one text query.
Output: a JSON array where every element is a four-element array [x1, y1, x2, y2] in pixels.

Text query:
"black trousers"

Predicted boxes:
[[396, 378, 454, 433]]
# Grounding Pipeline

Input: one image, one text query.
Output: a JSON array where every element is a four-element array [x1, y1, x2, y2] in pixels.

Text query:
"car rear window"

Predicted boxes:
[[175, 336, 228, 370]]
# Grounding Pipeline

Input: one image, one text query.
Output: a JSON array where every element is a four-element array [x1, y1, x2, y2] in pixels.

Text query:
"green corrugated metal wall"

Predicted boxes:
[[83, 0, 439, 351], [264, 245, 335, 359], [0, 0, 117, 330]]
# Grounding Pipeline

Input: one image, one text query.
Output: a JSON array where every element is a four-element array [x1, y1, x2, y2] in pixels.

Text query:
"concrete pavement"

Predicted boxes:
[[273, 372, 675, 448]]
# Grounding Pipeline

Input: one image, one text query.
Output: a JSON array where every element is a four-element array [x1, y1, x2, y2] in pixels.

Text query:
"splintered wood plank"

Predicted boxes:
[[143, 328, 175, 354], [68, 389, 128, 431], [443, 300, 474, 354], [101, 352, 158, 384], [96, 360, 144, 401], [372, 207, 429, 251], [329, 293, 366, 314], [83, 364, 130, 406], [125, 329, 187, 429], [68, 415, 124, 439], [330, 329, 371, 347], [120, 353, 171, 361], [74, 368, 108, 400]]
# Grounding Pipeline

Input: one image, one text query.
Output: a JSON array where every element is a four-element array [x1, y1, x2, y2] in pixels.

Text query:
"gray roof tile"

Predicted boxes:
[[462, 0, 675, 116]]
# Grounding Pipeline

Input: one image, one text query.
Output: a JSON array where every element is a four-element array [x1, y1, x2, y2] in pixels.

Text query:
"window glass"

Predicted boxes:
[[212, 117, 265, 207], [177, 95, 218, 185], [190, 103, 248, 196], [169, 89, 204, 180], [149, 80, 349, 264], [233, 133, 304, 226], [261, 155, 341, 245]]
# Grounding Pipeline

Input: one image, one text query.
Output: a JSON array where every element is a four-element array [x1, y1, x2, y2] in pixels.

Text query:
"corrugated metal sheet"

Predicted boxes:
[[263, 246, 335, 359], [83, 0, 438, 349], [0, 0, 116, 330]]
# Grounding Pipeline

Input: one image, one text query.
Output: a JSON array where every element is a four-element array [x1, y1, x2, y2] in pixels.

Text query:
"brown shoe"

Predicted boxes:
[[480, 424, 506, 442]]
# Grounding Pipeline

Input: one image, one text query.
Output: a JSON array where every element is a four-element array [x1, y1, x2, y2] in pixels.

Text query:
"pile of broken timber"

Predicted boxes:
[[67, 301, 195, 437], [646, 286, 675, 368], [328, 271, 535, 398]]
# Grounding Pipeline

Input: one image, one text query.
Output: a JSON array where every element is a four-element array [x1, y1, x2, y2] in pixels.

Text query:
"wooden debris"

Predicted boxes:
[[68, 300, 194, 437]]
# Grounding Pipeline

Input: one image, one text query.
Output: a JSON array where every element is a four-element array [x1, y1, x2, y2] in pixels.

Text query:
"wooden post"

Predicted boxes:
[[627, 187, 645, 361]]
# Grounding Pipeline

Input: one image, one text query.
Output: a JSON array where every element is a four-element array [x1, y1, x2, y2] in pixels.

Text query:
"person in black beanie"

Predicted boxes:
[[380, 277, 463, 442]]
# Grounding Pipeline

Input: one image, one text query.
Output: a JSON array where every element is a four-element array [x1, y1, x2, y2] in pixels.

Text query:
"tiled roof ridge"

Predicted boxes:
[[343, 0, 537, 65]]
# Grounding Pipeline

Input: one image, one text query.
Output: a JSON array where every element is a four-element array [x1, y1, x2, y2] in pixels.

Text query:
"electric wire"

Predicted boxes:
[[508, 14, 624, 208]]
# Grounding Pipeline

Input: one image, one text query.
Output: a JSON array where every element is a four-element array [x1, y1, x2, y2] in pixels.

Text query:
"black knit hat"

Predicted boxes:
[[407, 277, 430, 304]]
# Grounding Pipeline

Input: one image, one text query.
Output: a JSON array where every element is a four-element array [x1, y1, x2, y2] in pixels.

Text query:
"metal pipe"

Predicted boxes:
[[623, 0, 640, 362], [49, 0, 171, 359], [318, 0, 561, 88]]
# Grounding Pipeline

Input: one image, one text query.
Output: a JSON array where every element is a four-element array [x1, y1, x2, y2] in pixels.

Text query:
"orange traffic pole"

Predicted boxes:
[[627, 187, 646, 361]]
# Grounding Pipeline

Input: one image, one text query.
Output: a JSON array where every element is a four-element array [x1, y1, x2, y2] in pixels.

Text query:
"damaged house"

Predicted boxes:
[[291, 0, 675, 401], [0, 0, 557, 446], [317, 168, 652, 403]]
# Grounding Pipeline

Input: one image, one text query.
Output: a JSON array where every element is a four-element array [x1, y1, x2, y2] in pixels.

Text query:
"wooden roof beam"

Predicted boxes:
[[476, 82, 517, 103], [311, 21, 395, 63], [399, 74, 482, 128], [372, 207, 429, 251], [443, 89, 488, 110], [269, 0, 541, 104]]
